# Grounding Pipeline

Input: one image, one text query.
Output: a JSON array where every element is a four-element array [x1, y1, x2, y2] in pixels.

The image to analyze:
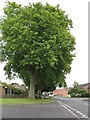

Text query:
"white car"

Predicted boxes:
[[48, 92, 54, 97]]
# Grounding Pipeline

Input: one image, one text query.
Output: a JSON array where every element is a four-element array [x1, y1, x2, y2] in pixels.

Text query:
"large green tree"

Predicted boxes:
[[0, 2, 75, 98]]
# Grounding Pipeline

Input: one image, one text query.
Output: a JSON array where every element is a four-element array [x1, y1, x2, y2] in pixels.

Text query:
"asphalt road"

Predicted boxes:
[[55, 97, 90, 119], [1, 97, 90, 119]]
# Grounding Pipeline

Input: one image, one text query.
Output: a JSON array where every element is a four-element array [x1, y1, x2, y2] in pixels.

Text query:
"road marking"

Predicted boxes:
[[62, 101, 88, 118], [57, 100, 79, 118], [57, 100, 88, 119]]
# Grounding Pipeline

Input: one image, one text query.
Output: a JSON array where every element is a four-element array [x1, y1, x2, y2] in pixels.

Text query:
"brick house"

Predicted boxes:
[[78, 83, 90, 93], [53, 84, 68, 97]]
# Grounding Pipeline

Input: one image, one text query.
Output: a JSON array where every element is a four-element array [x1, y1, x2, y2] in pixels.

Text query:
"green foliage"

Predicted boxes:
[[13, 88, 21, 94], [80, 89, 88, 97], [69, 82, 90, 97], [0, 82, 14, 89], [69, 87, 80, 97], [73, 81, 79, 87], [0, 2, 76, 97], [59, 79, 67, 88]]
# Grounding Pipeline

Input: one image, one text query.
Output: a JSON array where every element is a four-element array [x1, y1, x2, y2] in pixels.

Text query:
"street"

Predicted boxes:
[[1, 97, 90, 119], [55, 97, 90, 119]]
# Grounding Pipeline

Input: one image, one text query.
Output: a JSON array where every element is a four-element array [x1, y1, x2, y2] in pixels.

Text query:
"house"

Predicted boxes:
[[0, 82, 28, 98], [53, 84, 68, 97], [11, 83, 26, 92], [53, 88, 68, 97], [78, 83, 90, 93]]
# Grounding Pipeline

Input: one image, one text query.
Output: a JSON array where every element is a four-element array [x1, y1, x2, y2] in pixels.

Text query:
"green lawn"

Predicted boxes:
[[0, 98, 54, 105]]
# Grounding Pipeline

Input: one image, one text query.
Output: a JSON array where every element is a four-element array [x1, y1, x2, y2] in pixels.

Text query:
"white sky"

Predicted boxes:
[[0, 0, 89, 87]]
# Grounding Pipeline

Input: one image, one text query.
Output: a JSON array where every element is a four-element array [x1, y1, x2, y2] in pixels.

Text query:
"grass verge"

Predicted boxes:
[[0, 98, 54, 105]]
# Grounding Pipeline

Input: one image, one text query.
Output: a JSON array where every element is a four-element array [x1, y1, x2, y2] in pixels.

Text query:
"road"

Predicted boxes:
[[55, 97, 90, 119], [1, 97, 90, 119]]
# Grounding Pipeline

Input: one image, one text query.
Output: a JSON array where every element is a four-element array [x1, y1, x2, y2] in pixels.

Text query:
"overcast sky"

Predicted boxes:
[[0, 0, 89, 87]]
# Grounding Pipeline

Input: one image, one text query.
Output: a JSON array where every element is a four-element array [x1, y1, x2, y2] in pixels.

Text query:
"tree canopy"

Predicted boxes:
[[0, 2, 76, 98]]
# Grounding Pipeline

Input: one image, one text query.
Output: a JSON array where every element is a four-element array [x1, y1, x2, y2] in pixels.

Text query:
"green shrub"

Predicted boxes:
[[13, 89, 21, 94], [71, 93, 76, 97], [80, 89, 88, 97]]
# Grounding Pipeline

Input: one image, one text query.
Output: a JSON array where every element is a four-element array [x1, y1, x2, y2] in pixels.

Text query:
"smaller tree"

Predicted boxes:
[[73, 81, 79, 87], [68, 86, 80, 97], [69, 81, 90, 97]]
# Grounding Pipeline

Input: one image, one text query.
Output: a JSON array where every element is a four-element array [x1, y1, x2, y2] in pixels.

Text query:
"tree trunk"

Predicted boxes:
[[28, 73, 36, 98], [37, 89, 41, 95]]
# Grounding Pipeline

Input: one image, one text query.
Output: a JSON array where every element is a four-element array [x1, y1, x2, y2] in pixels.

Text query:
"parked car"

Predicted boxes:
[[42, 92, 54, 98], [48, 92, 54, 97]]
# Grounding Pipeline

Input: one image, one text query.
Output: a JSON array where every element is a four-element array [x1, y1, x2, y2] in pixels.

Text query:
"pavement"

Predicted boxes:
[[1, 97, 90, 119]]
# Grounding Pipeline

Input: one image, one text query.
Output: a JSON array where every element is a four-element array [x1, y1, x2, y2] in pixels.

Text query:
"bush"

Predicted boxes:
[[85, 93, 90, 97], [71, 93, 76, 97], [13, 89, 21, 94], [69, 85, 90, 98], [80, 89, 88, 97]]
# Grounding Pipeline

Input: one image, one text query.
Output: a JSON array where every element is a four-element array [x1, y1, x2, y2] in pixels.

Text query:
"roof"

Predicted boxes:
[[11, 83, 26, 91], [53, 88, 68, 92], [78, 83, 90, 89]]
